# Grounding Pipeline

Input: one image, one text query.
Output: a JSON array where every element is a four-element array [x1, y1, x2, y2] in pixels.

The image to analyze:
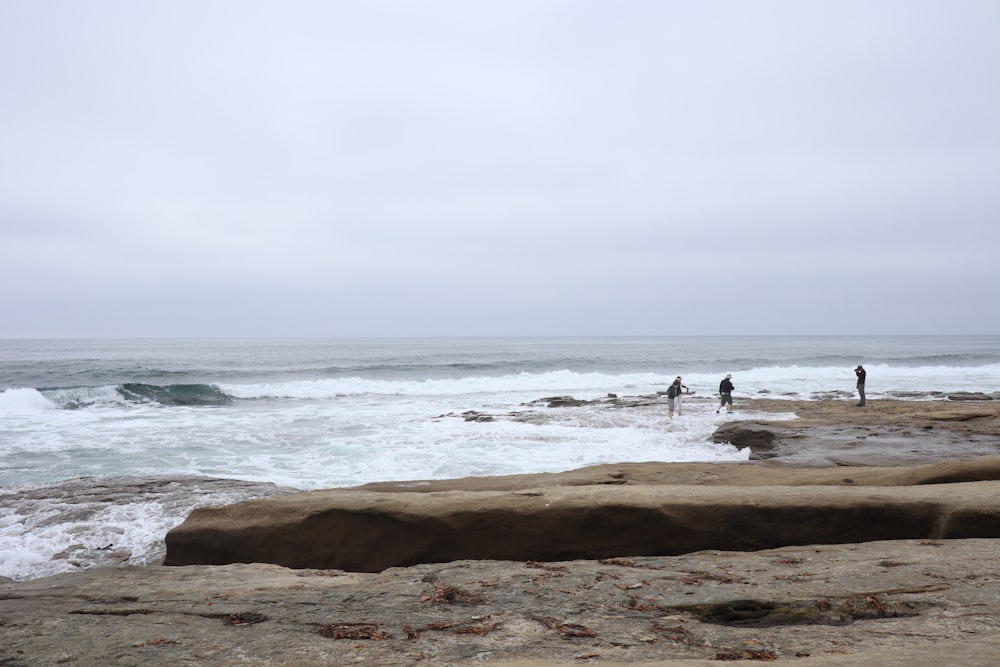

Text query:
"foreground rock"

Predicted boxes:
[[6, 398, 1000, 665], [3, 539, 1000, 666]]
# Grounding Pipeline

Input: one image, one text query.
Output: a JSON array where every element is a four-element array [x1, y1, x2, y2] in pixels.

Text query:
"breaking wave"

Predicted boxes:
[[117, 383, 232, 406], [1, 384, 234, 412]]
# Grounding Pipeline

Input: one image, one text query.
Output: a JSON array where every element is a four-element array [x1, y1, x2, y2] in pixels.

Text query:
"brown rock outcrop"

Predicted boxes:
[[165, 467, 1000, 572], [709, 421, 779, 451], [710, 398, 1000, 465]]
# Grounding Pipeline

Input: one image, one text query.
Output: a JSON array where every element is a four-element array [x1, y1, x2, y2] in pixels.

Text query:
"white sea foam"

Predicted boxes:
[[215, 362, 1000, 403], [0, 478, 294, 581], [42, 385, 126, 408], [218, 370, 669, 400], [0, 387, 58, 415], [731, 363, 1000, 397]]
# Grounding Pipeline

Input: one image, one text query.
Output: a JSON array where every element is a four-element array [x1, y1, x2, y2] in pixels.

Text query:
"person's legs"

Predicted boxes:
[[858, 384, 866, 406], [676, 394, 682, 415], [668, 396, 675, 418]]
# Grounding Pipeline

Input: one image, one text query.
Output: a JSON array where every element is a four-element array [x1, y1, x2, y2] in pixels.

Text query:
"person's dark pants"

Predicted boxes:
[[857, 384, 866, 406]]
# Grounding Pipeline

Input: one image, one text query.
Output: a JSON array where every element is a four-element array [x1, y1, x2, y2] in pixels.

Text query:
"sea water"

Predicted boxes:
[[1, 335, 998, 581]]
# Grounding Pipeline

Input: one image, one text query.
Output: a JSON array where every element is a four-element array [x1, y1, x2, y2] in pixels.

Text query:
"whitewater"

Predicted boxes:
[[1, 335, 998, 581]]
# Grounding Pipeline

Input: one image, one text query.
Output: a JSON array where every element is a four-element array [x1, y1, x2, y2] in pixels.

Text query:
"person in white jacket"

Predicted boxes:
[[666, 376, 687, 418]]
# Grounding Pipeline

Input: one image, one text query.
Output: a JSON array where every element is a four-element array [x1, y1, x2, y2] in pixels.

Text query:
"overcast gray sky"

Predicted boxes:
[[2, 1, 998, 338]]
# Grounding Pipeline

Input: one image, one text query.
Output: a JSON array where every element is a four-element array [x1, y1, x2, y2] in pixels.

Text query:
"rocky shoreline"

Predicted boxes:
[[3, 397, 1000, 665]]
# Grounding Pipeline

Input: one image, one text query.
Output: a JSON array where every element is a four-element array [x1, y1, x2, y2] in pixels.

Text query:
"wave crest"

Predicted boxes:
[[118, 383, 232, 406], [32, 384, 234, 409], [0, 387, 58, 415], [218, 370, 668, 400]]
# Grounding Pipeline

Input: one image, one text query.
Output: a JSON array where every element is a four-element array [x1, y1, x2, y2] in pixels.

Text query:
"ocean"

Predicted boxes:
[[2, 335, 998, 581]]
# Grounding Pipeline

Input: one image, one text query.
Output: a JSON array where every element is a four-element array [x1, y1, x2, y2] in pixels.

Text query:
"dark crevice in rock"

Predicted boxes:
[[69, 608, 154, 616], [675, 596, 930, 627]]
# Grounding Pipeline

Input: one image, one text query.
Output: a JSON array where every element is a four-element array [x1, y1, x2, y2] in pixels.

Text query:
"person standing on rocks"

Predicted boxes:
[[717, 374, 734, 413], [855, 365, 866, 406], [666, 376, 687, 418]]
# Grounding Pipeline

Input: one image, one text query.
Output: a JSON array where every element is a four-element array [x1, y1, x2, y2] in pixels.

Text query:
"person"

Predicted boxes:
[[855, 365, 866, 407], [666, 376, 687, 418], [717, 373, 734, 413]]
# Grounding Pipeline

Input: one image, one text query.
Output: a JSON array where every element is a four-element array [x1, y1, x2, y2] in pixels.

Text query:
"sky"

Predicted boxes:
[[1, 1, 998, 338]]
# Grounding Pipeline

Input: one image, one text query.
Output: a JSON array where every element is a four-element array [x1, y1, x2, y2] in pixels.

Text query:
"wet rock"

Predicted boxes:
[[710, 422, 779, 450], [946, 392, 995, 401], [710, 398, 1000, 467], [539, 396, 591, 408]]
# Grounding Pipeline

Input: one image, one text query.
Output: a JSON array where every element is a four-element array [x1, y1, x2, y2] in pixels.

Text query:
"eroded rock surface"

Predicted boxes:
[[4, 539, 1000, 666]]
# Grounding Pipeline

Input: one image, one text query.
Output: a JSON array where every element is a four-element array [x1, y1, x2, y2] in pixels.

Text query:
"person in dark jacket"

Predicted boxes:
[[717, 373, 734, 413], [855, 365, 866, 406], [666, 376, 688, 418]]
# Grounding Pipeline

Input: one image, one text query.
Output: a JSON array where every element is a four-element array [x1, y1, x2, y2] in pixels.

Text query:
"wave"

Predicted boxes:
[[118, 383, 233, 406], [0, 384, 234, 412], [4, 361, 998, 413], [221, 362, 1000, 399], [0, 387, 60, 415], [219, 370, 669, 400], [785, 353, 1000, 368], [1, 373, 667, 412]]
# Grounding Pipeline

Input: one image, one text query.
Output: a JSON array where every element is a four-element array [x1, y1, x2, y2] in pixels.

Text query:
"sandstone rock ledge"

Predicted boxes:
[[162, 455, 1000, 572], [3, 539, 1000, 666]]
